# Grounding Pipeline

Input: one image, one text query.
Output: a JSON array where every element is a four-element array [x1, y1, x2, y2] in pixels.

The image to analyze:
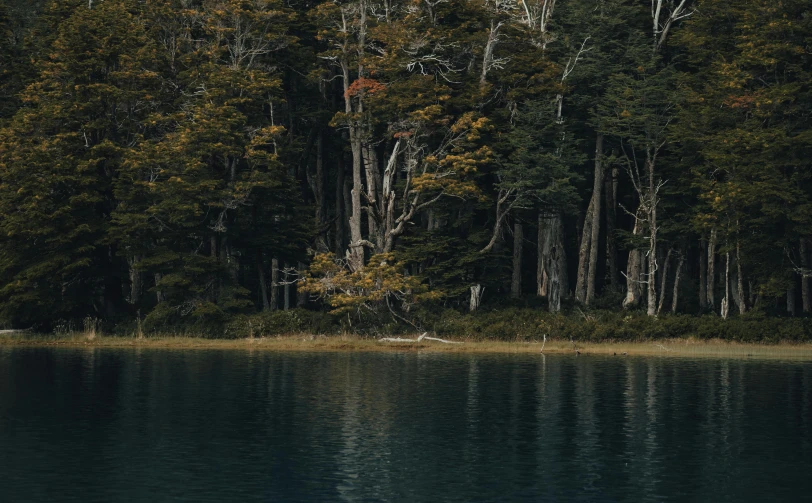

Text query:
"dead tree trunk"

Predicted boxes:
[[470, 284, 484, 312], [585, 133, 604, 305], [787, 283, 796, 316], [512, 221, 523, 298], [622, 211, 644, 309]]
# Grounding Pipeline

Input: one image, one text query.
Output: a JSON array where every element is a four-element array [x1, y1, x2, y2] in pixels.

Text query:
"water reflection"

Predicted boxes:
[[0, 348, 810, 502]]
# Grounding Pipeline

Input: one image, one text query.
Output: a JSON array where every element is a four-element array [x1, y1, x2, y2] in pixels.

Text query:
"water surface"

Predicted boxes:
[[0, 348, 810, 502]]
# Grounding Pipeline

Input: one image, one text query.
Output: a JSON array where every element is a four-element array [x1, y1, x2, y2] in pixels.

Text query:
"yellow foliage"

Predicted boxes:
[[303, 253, 441, 314]]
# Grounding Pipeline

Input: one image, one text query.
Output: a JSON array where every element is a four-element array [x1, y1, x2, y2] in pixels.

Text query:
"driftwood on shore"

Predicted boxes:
[[379, 332, 463, 344]]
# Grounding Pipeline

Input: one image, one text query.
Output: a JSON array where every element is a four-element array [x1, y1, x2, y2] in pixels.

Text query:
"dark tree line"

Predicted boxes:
[[0, 0, 810, 331]]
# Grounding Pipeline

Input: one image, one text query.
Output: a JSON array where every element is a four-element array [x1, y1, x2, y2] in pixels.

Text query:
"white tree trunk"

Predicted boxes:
[[470, 285, 484, 312], [154, 273, 164, 304], [622, 210, 644, 309]]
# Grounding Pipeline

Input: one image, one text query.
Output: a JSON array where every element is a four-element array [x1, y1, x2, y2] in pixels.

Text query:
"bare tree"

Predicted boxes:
[[651, 0, 694, 52]]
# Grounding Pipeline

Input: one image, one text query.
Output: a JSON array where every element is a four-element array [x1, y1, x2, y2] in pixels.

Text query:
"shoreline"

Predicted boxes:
[[2, 334, 812, 360]]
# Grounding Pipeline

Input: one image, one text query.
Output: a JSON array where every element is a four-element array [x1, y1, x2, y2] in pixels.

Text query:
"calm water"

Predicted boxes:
[[0, 348, 810, 502]]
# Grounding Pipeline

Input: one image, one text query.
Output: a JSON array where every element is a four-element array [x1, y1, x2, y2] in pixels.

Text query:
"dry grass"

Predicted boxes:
[[1, 331, 812, 360]]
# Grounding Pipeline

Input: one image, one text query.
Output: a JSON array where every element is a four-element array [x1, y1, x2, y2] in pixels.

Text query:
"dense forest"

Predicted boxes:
[[1, 0, 811, 336]]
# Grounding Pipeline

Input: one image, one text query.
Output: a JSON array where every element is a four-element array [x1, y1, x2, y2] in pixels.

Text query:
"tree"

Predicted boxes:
[[0, 0, 159, 326]]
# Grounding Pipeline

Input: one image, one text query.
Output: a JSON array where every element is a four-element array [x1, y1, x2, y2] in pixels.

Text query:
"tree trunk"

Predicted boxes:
[[224, 237, 238, 284], [787, 283, 796, 317], [736, 242, 746, 315], [154, 273, 164, 304], [721, 251, 730, 320], [257, 250, 269, 311], [537, 211, 546, 297], [749, 280, 757, 308], [270, 258, 279, 311], [348, 133, 365, 271], [297, 261, 307, 307], [128, 256, 142, 305], [545, 213, 566, 312], [585, 133, 604, 305], [210, 235, 219, 302], [470, 284, 484, 312], [314, 130, 328, 252], [604, 165, 619, 291], [646, 161, 657, 317], [699, 238, 708, 310], [512, 221, 523, 298], [574, 198, 593, 304], [671, 253, 684, 313], [707, 228, 717, 309], [622, 210, 644, 309], [801, 238, 810, 313], [335, 141, 346, 253], [656, 248, 672, 315], [363, 144, 380, 249], [283, 261, 291, 310]]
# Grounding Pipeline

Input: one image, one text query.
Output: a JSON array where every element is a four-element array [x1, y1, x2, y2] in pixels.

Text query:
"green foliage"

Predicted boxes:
[[0, 0, 811, 335]]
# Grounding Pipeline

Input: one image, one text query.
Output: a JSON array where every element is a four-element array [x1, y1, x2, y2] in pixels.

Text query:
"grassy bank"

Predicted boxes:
[[2, 332, 812, 360]]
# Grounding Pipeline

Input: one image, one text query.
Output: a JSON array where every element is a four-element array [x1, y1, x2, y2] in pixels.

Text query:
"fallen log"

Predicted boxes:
[[379, 332, 463, 344]]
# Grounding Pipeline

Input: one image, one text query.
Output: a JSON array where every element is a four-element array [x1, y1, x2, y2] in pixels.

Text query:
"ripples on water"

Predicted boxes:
[[0, 348, 810, 502]]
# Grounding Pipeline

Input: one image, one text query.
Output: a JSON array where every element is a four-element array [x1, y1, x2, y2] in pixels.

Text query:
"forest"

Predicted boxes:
[[0, 0, 810, 338]]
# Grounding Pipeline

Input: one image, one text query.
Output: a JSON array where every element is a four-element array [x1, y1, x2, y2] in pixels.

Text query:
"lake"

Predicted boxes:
[[0, 347, 810, 502]]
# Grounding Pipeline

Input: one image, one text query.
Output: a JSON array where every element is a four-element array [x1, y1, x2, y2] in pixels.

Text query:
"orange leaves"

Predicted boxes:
[[345, 77, 386, 98]]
